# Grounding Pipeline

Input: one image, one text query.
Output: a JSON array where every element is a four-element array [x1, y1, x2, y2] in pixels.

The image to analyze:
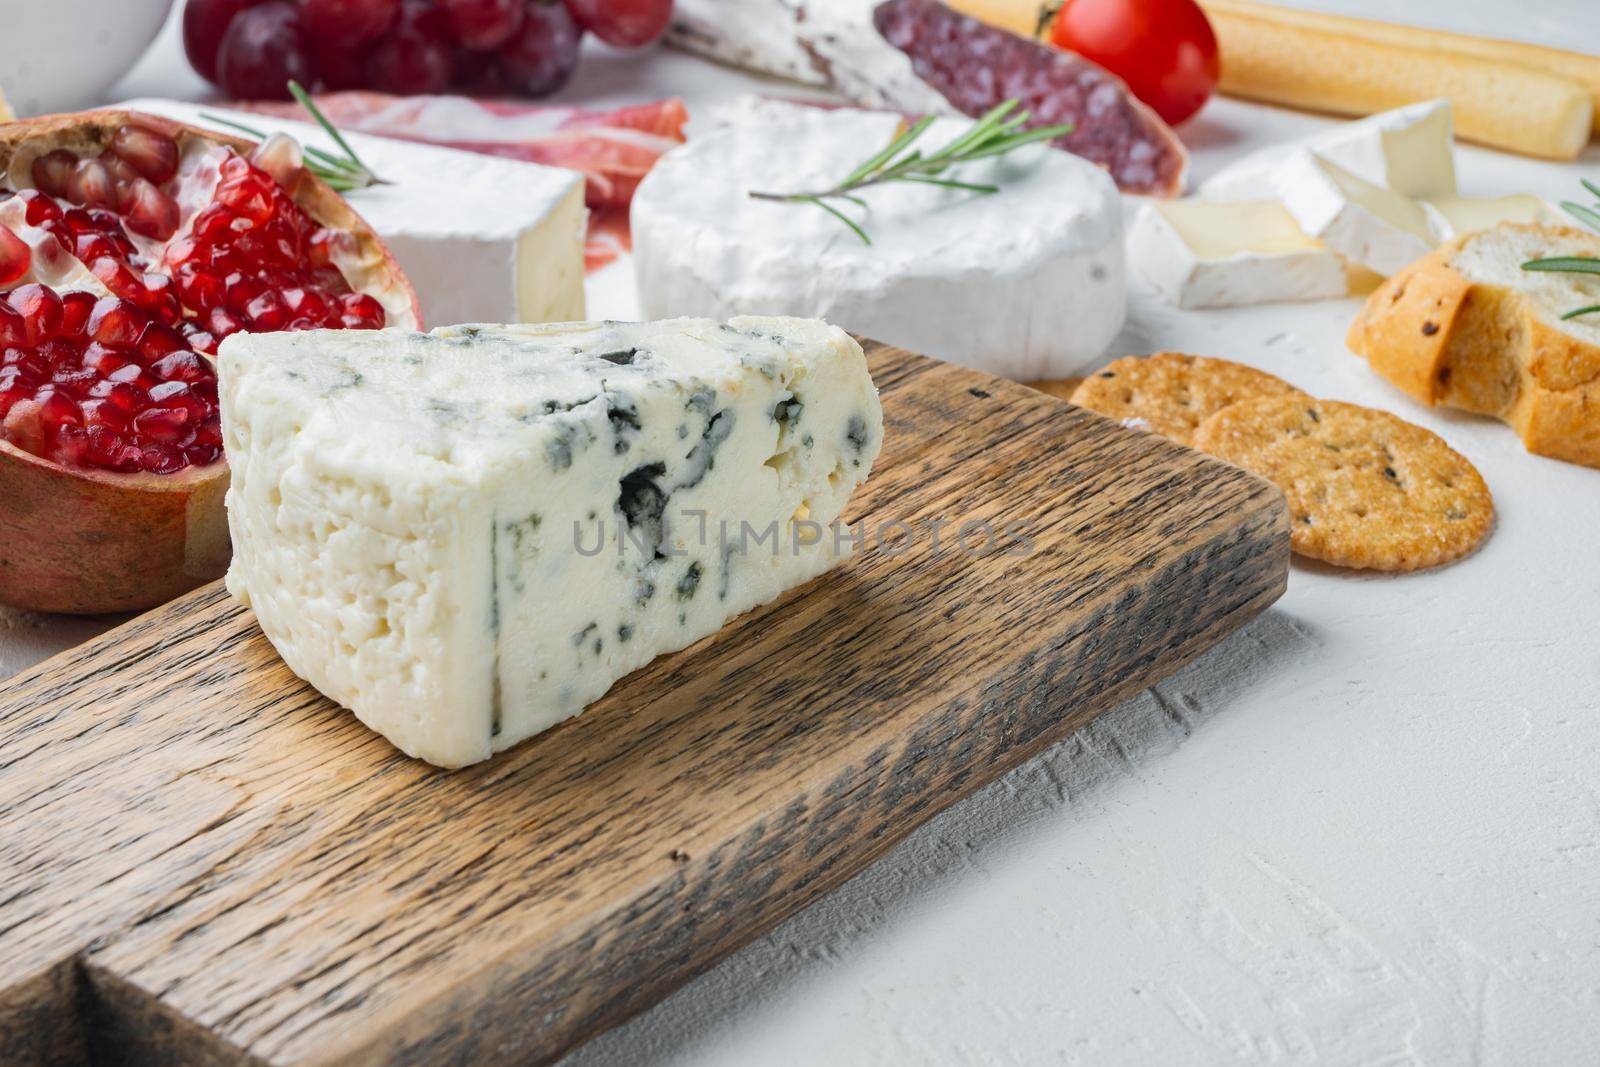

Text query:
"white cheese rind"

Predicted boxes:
[[1129, 200, 1348, 309], [1276, 152, 1436, 276], [633, 99, 1125, 381], [220, 317, 882, 768], [1201, 100, 1457, 202], [121, 98, 588, 329]]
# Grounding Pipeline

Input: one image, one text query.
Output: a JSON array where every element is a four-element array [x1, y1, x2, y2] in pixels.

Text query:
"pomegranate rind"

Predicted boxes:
[[0, 110, 420, 615], [0, 110, 422, 330], [0, 438, 229, 614]]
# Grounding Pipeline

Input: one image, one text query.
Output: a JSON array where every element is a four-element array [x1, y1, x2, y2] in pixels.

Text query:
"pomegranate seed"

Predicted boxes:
[[0, 225, 30, 287], [0, 303, 25, 346], [89, 378, 150, 412], [38, 338, 82, 369], [19, 191, 62, 227], [134, 406, 193, 445], [55, 295, 95, 344], [150, 351, 210, 383], [184, 329, 219, 356], [3, 348, 48, 382], [177, 263, 226, 311], [66, 158, 116, 210], [87, 295, 148, 347], [249, 133, 306, 190], [208, 307, 246, 339], [31, 151, 77, 198], [138, 440, 190, 474], [222, 272, 262, 310], [48, 424, 92, 468], [82, 397, 133, 433], [216, 173, 275, 224], [53, 368, 99, 398], [185, 442, 224, 467], [245, 289, 288, 331], [282, 286, 329, 320], [85, 425, 142, 473], [137, 322, 187, 362], [107, 123, 181, 185], [74, 233, 120, 263], [7, 285, 64, 345], [82, 343, 133, 377], [122, 180, 181, 240], [107, 362, 159, 392], [337, 292, 385, 330], [90, 257, 144, 303], [191, 204, 237, 244]]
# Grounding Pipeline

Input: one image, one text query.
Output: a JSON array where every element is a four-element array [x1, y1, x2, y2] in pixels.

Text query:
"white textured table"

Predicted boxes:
[[17, 2, 1597, 1063]]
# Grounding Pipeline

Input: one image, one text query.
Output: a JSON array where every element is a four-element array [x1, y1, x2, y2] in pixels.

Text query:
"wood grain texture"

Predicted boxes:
[[0, 343, 1289, 1067]]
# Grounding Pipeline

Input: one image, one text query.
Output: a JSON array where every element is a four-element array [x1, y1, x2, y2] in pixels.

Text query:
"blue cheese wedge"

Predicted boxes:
[[219, 318, 883, 767]]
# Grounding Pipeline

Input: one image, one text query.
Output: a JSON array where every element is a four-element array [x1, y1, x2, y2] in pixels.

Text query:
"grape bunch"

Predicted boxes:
[[183, 0, 674, 100]]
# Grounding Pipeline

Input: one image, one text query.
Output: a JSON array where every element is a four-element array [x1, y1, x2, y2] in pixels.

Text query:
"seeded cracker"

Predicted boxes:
[[1070, 353, 1305, 446], [1193, 396, 1494, 571]]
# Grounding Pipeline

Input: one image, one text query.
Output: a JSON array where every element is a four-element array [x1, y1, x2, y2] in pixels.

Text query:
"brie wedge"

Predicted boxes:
[[1276, 152, 1436, 276], [1130, 200, 1348, 308], [220, 318, 882, 767], [632, 98, 1125, 381], [1202, 100, 1457, 202], [122, 98, 588, 328]]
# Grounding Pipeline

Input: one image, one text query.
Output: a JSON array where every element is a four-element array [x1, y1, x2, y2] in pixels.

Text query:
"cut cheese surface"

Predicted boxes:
[[122, 98, 588, 329], [633, 97, 1125, 381], [1421, 194, 1564, 240], [1201, 100, 1457, 202], [219, 318, 883, 767], [1130, 199, 1347, 309], [1279, 152, 1435, 275]]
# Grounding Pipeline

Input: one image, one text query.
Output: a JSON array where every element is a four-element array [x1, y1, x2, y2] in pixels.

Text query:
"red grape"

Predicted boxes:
[[496, 1, 582, 96], [300, 0, 400, 47], [216, 1, 313, 99], [182, 0, 268, 84], [310, 37, 369, 91], [367, 0, 456, 95], [439, 0, 526, 51], [563, 0, 671, 48]]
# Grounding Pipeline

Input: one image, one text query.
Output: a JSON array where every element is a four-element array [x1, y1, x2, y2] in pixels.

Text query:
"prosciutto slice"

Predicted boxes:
[[235, 93, 690, 269]]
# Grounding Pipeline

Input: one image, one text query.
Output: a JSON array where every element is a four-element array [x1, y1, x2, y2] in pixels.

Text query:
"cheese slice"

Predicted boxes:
[[1277, 151, 1436, 276], [1421, 194, 1564, 240], [1130, 199, 1348, 308], [634, 98, 1125, 381], [121, 98, 587, 329], [1202, 100, 1457, 202], [220, 318, 883, 767]]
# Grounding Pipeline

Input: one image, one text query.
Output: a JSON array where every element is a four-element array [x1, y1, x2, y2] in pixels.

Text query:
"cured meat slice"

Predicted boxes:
[[874, 0, 1187, 196], [234, 93, 689, 208], [234, 93, 689, 273], [667, 0, 1187, 196]]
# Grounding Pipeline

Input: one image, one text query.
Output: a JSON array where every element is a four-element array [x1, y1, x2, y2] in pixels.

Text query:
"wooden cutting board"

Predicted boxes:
[[0, 342, 1288, 1067]]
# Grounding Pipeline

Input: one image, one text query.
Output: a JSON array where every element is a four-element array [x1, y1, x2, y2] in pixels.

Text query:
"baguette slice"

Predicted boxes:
[[1348, 223, 1600, 468]]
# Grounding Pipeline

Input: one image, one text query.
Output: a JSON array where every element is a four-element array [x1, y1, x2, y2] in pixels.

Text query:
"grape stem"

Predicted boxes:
[[748, 100, 1072, 246]]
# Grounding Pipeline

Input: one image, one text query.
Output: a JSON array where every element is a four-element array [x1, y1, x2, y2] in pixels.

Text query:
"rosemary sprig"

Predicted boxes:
[[748, 100, 1072, 245], [1522, 178, 1600, 319], [201, 80, 385, 193]]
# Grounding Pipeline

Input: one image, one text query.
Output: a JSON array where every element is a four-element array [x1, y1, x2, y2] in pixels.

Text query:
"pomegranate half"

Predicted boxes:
[[0, 110, 420, 614]]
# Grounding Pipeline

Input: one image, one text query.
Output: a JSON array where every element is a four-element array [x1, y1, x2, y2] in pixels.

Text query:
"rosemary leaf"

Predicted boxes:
[[1560, 200, 1600, 233], [748, 99, 1074, 243], [1560, 303, 1600, 320], [1523, 257, 1600, 274]]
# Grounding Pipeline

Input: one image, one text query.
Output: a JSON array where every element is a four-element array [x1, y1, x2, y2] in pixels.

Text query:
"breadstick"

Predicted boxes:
[[1207, 9, 1592, 160], [1203, 0, 1600, 134]]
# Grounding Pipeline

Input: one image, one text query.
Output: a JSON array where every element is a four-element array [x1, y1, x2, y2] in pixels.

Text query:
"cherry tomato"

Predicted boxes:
[[1045, 0, 1219, 126]]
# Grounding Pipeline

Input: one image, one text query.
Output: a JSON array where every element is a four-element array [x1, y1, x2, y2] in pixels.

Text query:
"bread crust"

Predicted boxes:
[[1347, 223, 1600, 469]]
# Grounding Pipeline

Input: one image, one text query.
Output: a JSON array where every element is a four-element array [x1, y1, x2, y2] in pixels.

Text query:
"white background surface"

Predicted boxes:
[[7, 1, 1598, 1063]]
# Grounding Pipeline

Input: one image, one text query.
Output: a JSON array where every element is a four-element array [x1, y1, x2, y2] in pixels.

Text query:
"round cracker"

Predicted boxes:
[[1193, 396, 1494, 572], [1069, 353, 1304, 446]]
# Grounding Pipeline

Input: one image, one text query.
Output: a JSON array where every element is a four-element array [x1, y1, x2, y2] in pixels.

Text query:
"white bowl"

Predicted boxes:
[[0, 0, 175, 116]]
